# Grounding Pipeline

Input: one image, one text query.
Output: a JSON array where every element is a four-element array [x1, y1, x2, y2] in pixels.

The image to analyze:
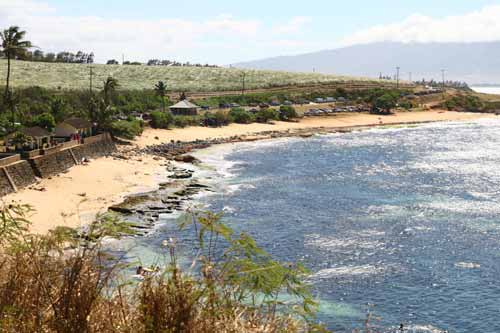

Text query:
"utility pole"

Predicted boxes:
[[441, 69, 446, 91], [409, 72, 412, 83], [89, 65, 93, 93], [396, 67, 400, 89], [241, 72, 246, 95]]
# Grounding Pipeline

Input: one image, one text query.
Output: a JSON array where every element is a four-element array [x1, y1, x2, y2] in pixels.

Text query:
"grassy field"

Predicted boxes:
[[0, 59, 386, 92]]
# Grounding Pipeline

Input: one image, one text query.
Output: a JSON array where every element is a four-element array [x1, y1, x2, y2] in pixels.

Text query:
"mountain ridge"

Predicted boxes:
[[233, 41, 500, 85]]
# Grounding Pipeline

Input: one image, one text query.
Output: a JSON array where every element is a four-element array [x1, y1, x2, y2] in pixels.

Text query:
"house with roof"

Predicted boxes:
[[6, 126, 54, 151], [169, 100, 200, 116], [55, 117, 93, 141]]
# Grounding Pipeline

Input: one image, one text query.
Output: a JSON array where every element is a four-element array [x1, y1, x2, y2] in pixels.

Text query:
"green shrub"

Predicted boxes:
[[172, 115, 201, 128], [442, 95, 484, 112], [255, 108, 279, 123], [110, 119, 144, 139], [399, 100, 413, 110], [204, 111, 230, 127], [228, 107, 255, 124], [371, 93, 399, 114], [150, 111, 173, 129], [278, 105, 298, 121], [30, 112, 56, 131]]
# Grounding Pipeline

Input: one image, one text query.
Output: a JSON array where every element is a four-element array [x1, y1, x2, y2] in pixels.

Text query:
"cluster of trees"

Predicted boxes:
[[11, 50, 95, 64], [415, 79, 470, 90], [150, 105, 299, 130], [442, 95, 484, 112], [378, 74, 394, 80], [105, 59, 219, 67], [146, 59, 218, 67]]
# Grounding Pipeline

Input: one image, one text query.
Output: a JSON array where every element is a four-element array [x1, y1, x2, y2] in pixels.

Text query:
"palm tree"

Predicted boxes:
[[0, 26, 32, 102], [102, 76, 119, 106], [154, 81, 167, 112]]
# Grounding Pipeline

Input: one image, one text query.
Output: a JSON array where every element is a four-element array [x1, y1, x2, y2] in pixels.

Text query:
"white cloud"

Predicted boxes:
[[341, 5, 500, 46], [273, 16, 312, 34], [0, 0, 309, 64]]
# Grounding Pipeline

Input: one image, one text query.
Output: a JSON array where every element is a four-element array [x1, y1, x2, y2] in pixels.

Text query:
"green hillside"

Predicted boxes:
[[0, 60, 381, 92]]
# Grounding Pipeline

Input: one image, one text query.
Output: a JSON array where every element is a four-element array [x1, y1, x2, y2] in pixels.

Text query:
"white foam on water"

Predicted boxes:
[[305, 234, 383, 251], [424, 198, 500, 215], [404, 324, 447, 333], [404, 226, 434, 233], [357, 229, 386, 237], [191, 143, 244, 179], [222, 205, 236, 213], [309, 264, 387, 280], [455, 262, 481, 269]]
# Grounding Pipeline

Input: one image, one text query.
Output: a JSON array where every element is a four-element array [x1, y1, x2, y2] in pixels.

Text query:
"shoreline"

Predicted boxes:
[[4, 110, 496, 234]]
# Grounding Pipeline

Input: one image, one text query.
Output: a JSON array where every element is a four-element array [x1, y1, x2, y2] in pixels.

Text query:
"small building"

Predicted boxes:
[[55, 117, 93, 141], [6, 126, 54, 151], [169, 100, 200, 116]]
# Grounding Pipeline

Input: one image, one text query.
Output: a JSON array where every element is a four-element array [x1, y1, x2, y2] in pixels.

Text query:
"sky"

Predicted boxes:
[[2, 0, 500, 64]]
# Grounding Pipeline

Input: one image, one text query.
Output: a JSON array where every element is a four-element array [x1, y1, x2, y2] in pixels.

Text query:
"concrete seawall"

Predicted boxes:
[[0, 133, 116, 197]]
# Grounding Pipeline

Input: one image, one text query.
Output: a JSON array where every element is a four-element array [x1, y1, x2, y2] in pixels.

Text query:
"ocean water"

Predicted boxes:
[[120, 119, 500, 332], [471, 86, 500, 95]]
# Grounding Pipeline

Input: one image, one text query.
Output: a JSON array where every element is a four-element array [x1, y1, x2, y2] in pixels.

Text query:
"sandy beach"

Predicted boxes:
[[4, 110, 495, 234], [134, 110, 494, 148]]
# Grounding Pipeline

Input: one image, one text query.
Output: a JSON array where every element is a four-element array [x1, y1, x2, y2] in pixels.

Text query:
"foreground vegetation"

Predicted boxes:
[[0, 203, 326, 332]]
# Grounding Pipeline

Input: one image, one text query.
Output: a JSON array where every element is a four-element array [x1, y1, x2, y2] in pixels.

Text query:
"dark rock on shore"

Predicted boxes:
[[174, 154, 200, 164], [109, 205, 134, 214]]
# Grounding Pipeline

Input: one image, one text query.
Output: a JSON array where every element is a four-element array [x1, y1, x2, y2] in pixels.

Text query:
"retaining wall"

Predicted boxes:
[[0, 168, 14, 196], [0, 133, 116, 196], [5, 161, 37, 189], [29, 148, 76, 178], [0, 160, 37, 197]]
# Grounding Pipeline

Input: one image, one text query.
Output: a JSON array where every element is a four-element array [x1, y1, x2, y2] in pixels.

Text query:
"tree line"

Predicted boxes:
[[146, 59, 218, 67], [0, 49, 95, 64], [105, 59, 219, 67], [415, 79, 470, 90]]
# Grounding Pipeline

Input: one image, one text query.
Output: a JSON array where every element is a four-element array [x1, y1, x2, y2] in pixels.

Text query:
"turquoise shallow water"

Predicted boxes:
[[117, 118, 500, 332]]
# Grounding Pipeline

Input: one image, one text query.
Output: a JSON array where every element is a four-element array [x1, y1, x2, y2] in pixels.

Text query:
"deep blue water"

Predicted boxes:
[[196, 119, 500, 332], [118, 119, 500, 332]]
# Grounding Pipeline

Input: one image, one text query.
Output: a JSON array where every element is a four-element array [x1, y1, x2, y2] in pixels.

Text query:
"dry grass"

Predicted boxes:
[[0, 205, 325, 333], [0, 59, 381, 92]]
